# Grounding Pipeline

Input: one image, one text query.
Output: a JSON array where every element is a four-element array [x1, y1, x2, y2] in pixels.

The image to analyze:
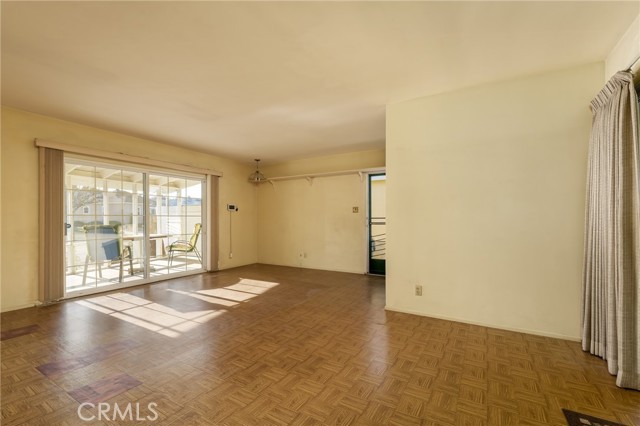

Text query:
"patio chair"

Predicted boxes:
[[82, 224, 133, 285], [168, 223, 202, 267]]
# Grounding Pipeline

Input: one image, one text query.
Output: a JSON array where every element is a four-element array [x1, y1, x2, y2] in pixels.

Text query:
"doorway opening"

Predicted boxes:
[[368, 173, 386, 275]]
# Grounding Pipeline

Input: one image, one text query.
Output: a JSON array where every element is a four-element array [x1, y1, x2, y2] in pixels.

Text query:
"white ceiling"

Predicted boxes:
[[2, 1, 638, 164]]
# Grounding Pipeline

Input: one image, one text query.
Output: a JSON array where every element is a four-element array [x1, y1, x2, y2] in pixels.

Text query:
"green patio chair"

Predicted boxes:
[[168, 223, 202, 267]]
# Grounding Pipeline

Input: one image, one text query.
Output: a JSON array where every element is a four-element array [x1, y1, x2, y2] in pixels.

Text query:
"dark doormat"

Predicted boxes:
[[562, 409, 626, 426]]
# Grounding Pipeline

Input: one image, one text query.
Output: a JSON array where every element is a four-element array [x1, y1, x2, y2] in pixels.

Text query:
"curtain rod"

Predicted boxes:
[[264, 167, 385, 185], [35, 138, 223, 177]]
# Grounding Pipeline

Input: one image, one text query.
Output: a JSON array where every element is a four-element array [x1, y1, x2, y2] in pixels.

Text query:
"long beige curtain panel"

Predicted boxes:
[[39, 147, 65, 304], [582, 70, 639, 390]]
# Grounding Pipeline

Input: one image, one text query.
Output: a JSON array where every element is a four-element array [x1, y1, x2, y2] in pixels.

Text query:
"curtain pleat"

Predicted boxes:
[[38, 147, 65, 304], [207, 175, 219, 271], [582, 71, 640, 390]]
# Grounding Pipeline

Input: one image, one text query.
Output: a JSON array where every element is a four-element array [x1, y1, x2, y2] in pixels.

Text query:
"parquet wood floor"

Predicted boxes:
[[1, 264, 639, 425]]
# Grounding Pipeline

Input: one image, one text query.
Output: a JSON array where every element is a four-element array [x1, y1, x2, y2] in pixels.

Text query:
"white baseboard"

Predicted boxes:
[[385, 305, 580, 342], [1, 301, 39, 313], [257, 261, 365, 275]]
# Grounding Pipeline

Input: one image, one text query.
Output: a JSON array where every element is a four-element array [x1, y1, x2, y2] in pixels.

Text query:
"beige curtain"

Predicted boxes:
[[38, 147, 65, 304], [582, 71, 640, 390]]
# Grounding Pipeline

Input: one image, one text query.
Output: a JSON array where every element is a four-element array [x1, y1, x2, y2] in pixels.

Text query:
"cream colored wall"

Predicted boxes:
[[1, 107, 258, 312], [257, 150, 384, 273], [386, 63, 603, 340], [605, 13, 639, 80]]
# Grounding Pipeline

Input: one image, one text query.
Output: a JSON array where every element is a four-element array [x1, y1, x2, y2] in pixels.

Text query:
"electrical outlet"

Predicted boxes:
[[229, 253, 233, 259], [415, 285, 423, 296]]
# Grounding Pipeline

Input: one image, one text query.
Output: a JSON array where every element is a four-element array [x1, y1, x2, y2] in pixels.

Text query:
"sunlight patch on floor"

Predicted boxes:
[[166, 289, 239, 307], [75, 293, 221, 338], [73, 278, 279, 337]]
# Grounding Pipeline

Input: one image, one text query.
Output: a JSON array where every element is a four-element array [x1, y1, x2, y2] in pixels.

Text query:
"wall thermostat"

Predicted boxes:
[[227, 204, 238, 211]]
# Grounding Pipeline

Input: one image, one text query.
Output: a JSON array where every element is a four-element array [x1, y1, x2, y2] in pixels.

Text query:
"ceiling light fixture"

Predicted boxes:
[[248, 159, 267, 183]]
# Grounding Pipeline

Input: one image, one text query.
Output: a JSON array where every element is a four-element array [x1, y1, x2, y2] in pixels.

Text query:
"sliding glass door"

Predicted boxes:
[[148, 174, 204, 277], [64, 157, 205, 295]]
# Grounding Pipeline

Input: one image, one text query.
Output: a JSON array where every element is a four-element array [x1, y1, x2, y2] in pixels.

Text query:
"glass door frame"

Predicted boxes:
[[367, 171, 386, 276], [63, 154, 207, 298]]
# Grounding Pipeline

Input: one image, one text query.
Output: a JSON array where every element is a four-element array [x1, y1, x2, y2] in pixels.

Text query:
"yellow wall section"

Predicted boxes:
[[1, 107, 258, 312], [257, 150, 384, 273], [386, 63, 603, 340]]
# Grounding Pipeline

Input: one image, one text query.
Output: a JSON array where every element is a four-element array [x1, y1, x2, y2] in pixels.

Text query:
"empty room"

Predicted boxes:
[[1, 2, 639, 425]]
